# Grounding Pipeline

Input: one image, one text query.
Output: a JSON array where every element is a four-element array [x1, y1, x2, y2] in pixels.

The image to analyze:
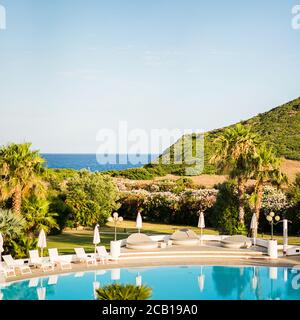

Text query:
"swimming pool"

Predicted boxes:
[[1, 265, 300, 300]]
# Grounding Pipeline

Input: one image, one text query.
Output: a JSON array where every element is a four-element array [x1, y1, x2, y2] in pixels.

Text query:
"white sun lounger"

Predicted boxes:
[[48, 275, 58, 285], [29, 250, 54, 272], [96, 246, 112, 264], [74, 272, 85, 278], [126, 233, 158, 249], [220, 235, 252, 249], [48, 248, 72, 270], [0, 263, 16, 278], [170, 229, 200, 246], [2, 255, 31, 275], [74, 248, 97, 266], [29, 278, 39, 288]]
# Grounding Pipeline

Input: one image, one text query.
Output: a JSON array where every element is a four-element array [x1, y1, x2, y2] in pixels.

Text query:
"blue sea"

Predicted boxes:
[[42, 154, 157, 172]]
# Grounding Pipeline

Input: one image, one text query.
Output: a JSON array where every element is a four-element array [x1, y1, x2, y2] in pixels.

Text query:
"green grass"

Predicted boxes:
[[105, 220, 219, 236], [48, 220, 300, 255], [48, 230, 126, 255], [48, 220, 219, 255], [258, 233, 300, 246]]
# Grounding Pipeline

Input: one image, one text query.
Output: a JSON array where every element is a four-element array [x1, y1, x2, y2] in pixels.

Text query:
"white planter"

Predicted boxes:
[[268, 240, 278, 259], [110, 240, 121, 259]]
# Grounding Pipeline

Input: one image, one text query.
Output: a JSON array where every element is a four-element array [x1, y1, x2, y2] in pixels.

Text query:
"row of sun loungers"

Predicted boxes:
[[0, 246, 112, 279]]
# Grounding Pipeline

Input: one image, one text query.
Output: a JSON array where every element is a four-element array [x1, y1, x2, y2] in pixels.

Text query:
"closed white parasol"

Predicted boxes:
[[136, 212, 143, 233], [93, 224, 100, 254], [198, 212, 205, 244], [37, 229, 47, 257], [250, 213, 258, 246]]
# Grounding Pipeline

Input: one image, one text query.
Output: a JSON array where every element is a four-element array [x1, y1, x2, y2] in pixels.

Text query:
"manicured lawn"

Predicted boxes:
[[105, 220, 219, 236], [48, 230, 126, 255], [48, 220, 219, 254], [258, 233, 300, 246], [48, 220, 300, 255]]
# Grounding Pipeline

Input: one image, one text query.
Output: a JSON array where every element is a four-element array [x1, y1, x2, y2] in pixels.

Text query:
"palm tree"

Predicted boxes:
[[22, 197, 59, 235], [211, 124, 259, 225], [96, 284, 152, 300], [250, 144, 288, 223], [0, 143, 46, 214]]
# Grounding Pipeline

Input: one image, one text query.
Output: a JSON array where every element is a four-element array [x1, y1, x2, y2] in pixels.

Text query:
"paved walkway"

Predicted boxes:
[[2, 243, 300, 284], [121, 242, 267, 254]]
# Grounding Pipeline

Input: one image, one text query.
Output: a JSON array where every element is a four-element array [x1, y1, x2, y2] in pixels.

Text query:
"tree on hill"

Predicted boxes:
[[155, 97, 300, 176], [210, 124, 259, 225]]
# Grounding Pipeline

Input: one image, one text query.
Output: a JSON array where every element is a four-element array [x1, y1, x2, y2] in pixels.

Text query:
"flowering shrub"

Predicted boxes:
[[261, 186, 291, 214], [145, 192, 179, 223], [118, 189, 217, 225], [116, 181, 294, 234]]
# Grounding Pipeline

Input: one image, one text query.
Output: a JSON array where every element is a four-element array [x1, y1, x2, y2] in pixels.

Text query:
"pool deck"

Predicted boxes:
[[2, 243, 300, 284]]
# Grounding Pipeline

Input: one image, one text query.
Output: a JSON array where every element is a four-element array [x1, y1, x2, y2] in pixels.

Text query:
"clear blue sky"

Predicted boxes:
[[0, 0, 299, 153]]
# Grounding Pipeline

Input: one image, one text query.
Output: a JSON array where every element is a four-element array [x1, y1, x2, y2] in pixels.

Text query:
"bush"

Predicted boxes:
[[118, 190, 148, 220], [96, 284, 152, 300], [22, 196, 59, 235], [0, 209, 25, 239], [144, 192, 179, 223], [210, 182, 251, 235], [8, 236, 38, 259], [65, 171, 119, 227], [106, 168, 154, 180], [48, 195, 72, 233], [257, 186, 291, 233], [118, 189, 217, 225], [286, 174, 300, 235], [144, 163, 187, 176]]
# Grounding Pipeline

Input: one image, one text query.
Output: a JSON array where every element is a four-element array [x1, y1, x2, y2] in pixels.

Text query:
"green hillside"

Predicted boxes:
[[152, 97, 300, 175]]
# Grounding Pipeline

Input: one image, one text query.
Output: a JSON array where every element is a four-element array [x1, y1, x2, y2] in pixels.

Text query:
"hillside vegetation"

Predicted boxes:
[[155, 97, 300, 175]]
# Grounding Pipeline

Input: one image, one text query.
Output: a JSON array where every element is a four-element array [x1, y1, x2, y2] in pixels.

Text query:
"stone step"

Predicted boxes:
[[120, 250, 266, 257], [118, 254, 270, 261]]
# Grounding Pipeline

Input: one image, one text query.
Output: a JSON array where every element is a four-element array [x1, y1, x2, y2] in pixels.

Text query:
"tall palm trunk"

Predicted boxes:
[[254, 183, 263, 226], [12, 185, 22, 214], [237, 177, 245, 225]]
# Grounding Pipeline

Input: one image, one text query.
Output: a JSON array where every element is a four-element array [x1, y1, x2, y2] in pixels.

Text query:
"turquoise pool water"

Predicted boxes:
[[1, 265, 300, 300]]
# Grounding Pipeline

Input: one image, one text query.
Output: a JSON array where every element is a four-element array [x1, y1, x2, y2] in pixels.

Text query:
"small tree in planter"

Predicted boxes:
[[107, 212, 123, 259], [107, 212, 123, 241]]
